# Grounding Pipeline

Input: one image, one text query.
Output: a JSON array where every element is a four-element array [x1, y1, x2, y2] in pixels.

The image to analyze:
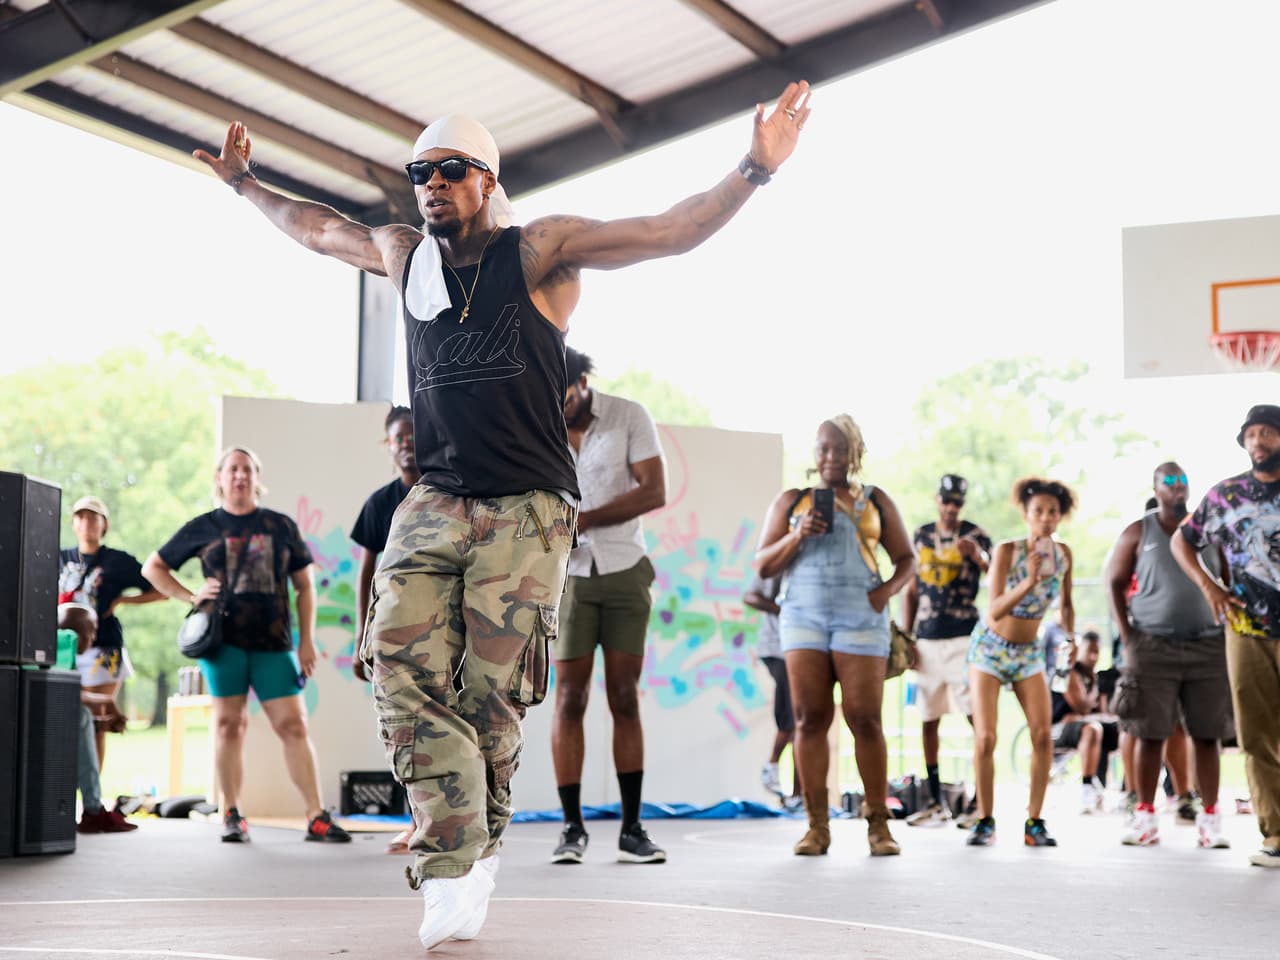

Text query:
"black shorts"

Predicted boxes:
[[1056, 719, 1119, 753]]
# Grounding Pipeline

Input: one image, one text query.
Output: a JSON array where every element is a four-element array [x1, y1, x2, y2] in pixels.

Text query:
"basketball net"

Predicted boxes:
[[1208, 331, 1280, 373]]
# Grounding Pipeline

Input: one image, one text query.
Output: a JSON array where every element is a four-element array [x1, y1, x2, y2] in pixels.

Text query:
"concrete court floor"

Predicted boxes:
[[0, 784, 1272, 960]]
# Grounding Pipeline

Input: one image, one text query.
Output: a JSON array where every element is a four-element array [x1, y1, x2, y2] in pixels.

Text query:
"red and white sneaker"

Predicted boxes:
[[1121, 809, 1160, 846], [1196, 812, 1230, 849]]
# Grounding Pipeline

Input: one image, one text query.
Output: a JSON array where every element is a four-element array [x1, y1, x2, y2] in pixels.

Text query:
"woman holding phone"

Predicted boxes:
[[965, 476, 1076, 848], [754, 415, 916, 858]]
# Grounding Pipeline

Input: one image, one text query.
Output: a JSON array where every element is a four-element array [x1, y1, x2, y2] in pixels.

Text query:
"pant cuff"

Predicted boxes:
[[410, 857, 474, 882]]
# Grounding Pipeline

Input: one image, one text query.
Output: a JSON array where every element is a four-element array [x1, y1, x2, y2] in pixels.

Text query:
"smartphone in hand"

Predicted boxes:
[[812, 488, 835, 532], [1034, 537, 1057, 578]]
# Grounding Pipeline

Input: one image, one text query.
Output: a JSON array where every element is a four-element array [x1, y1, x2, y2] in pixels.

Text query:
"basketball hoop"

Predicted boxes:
[[1208, 330, 1280, 373]]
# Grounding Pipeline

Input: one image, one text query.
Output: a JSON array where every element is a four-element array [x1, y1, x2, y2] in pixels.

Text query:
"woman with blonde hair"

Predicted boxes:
[[143, 447, 349, 845], [754, 415, 916, 857], [965, 476, 1076, 848]]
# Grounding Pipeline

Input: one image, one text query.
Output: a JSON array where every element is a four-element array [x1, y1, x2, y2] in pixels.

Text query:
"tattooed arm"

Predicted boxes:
[[194, 122, 421, 285], [519, 82, 811, 292]]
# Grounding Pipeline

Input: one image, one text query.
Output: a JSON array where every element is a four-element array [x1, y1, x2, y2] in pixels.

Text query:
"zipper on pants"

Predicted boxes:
[[525, 503, 551, 553]]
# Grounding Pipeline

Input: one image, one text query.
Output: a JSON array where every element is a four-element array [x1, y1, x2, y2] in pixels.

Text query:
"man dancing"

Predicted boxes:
[[192, 82, 811, 948]]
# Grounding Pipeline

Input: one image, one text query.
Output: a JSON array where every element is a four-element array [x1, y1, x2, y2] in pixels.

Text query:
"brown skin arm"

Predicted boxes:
[[865, 488, 916, 614], [1171, 527, 1244, 624], [1057, 544, 1075, 635], [1063, 664, 1097, 715], [743, 590, 781, 617], [193, 122, 422, 288], [106, 588, 165, 617], [1105, 519, 1142, 643], [519, 82, 812, 326], [577, 456, 666, 534], [352, 548, 379, 682], [987, 541, 1040, 623], [291, 566, 316, 677], [754, 488, 811, 579], [901, 576, 920, 632]]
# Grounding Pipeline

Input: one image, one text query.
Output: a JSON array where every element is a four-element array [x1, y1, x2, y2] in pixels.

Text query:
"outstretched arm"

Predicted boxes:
[[194, 122, 421, 286], [519, 82, 812, 289]]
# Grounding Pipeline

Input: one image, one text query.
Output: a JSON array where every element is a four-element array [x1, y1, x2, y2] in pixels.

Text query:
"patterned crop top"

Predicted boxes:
[[1008, 539, 1066, 620]]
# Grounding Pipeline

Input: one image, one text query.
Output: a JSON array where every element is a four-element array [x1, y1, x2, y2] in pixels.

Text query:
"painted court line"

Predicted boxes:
[[0, 950, 269, 960], [0, 895, 1065, 960]]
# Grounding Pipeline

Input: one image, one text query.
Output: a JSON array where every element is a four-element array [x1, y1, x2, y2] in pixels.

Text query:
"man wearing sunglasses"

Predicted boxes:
[[1107, 462, 1232, 850], [1174, 406, 1280, 869], [192, 81, 811, 949]]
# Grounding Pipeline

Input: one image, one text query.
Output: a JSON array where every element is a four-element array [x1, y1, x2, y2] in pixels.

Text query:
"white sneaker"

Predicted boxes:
[[906, 802, 951, 827], [760, 762, 783, 797], [418, 869, 495, 950], [1196, 812, 1230, 849], [1121, 810, 1160, 846], [1080, 782, 1103, 815], [452, 856, 499, 941]]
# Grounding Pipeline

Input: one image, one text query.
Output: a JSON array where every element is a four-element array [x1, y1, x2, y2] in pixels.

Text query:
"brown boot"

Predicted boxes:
[[864, 802, 901, 856], [794, 788, 830, 856]]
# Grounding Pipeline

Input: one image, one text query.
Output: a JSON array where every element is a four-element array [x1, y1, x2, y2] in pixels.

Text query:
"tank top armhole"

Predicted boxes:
[[401, 237, 425, 291]]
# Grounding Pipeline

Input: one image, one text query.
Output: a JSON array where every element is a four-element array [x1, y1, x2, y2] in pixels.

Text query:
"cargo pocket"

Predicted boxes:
[[511, 603, 557, 707], [377, 714, 420, 782], [1111, 676, 1141, 722]]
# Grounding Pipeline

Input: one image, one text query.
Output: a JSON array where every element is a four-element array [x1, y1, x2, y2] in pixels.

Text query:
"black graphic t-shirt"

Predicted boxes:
[[57, 546, 152, 651], [403, 227, 580, 500], [912, 520, 993, 639], [157, 508, 313, 653], [350, 477, 412, 553]]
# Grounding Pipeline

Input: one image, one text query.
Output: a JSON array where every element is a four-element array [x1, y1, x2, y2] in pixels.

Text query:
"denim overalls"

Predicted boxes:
[[778, 488, 891, 658]]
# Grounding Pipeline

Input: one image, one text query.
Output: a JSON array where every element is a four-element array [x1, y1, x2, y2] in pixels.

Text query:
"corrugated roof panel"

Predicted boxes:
[[467, 0, 756, 102], [203, 0, 597, 155], [737, 0, 905, 45], [112, 30, 414, 169], [51, 65, 385, 206]]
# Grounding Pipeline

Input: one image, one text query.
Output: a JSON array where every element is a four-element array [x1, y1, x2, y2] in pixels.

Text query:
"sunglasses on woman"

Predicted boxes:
[[404, 156, 490, 185]]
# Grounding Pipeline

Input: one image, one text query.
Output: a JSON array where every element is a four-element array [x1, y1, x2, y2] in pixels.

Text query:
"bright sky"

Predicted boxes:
[[3, 0, 1278, 518]]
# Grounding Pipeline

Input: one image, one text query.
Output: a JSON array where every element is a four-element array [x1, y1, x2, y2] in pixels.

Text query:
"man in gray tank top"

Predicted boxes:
[[1105, 461, 1233, 850]]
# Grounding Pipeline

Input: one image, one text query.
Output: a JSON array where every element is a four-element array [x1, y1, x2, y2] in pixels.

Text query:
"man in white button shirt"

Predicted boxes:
[[551, 347, 668, 865]]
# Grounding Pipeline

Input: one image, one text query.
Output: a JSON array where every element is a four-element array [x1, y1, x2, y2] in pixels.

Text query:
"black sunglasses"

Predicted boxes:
[[404, 156, 490, 186]]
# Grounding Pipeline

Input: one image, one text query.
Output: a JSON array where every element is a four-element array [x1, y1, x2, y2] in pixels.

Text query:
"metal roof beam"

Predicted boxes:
[[83, 50, 409, 196], [501, 0, 1049, 196], [394, 0, 631, 137], [678, 0, 786, 60], [0, 0, 224, 98], [17, 82, 366, 217], [169, 18, 424, 144]]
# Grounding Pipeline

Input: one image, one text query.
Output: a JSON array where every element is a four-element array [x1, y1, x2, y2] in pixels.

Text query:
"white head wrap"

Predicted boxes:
[[405, 115, 514, 323]]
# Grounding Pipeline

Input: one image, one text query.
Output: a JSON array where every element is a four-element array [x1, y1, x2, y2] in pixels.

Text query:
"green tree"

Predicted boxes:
[[0, 330, 279, 716], [592, 368, 713, 426]]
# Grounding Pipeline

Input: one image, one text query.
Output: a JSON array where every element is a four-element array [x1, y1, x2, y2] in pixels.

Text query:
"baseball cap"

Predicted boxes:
[[71, 495, 110, 520], [938, 475, 968, 501], [1237, 404, 1280, 447]]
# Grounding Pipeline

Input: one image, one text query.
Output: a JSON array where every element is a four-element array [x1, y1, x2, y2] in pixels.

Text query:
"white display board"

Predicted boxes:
[[219, 397, 783, 817]]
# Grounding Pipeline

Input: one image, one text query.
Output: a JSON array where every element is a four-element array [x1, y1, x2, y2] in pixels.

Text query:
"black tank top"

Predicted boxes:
[[401, 226, 580, 500]]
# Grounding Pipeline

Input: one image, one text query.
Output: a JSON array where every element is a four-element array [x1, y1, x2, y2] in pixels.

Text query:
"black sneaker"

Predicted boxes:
[[306, 810, 352, 843], [966, 816, 996, 846], [222, 807, 250, 843], [1024, 818, 1058, 847], [1176, 793, 1200, 825], [617, 822, 666, 863], [551, 822, 589, 864]]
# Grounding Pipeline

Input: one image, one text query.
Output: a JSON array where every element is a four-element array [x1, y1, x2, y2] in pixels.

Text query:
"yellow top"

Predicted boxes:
[[791, 487, 881, 571]]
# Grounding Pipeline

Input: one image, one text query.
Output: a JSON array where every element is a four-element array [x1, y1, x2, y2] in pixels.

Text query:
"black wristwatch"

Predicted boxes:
[[229, 169, 258, 195], [737, 154, 772, 186]]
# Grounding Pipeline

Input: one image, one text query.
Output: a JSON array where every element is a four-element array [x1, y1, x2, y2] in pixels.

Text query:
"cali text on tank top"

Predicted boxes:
[[401, 227, 581, 500]]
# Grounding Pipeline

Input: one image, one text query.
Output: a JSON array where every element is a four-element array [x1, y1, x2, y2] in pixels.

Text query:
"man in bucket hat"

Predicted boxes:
[[192, 82, 812, 948], [1173, 404, 1280, 870]]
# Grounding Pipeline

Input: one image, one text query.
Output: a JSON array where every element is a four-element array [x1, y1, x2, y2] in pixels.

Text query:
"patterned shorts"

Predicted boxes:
[[967, 622, 1045, 685]]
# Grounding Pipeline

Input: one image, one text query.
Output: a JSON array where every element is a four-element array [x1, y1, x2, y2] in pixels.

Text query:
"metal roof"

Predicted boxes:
[[2, 0, 1047, 224]]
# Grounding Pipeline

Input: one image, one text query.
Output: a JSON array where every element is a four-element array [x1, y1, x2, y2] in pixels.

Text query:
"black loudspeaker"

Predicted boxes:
[[0, 666, 19, 858], [16, 668, 79, 855], [0, 471, 61, 666]]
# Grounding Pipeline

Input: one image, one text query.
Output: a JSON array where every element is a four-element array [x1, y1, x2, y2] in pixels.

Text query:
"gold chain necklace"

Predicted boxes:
[[443, 227, 500, 324]]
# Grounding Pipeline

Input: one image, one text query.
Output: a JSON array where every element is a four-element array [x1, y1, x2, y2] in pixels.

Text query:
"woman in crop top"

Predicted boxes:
[[754, 415, 916, 859], [965, 476, 1076, 850]]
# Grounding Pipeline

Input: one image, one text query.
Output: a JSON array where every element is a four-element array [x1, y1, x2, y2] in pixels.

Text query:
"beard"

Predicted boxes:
[[425, 218, 460, 238], [1253, 448, 1280, 475], [1169, 500, 1189, 519]]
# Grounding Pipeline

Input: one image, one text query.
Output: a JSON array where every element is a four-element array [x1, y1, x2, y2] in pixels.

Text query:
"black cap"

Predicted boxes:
[[1237, 404, 1280, 447], [939, 474, 967, 500]]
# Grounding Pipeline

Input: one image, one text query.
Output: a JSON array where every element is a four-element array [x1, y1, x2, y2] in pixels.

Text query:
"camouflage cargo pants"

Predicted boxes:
[[363, 486, 573, 881]]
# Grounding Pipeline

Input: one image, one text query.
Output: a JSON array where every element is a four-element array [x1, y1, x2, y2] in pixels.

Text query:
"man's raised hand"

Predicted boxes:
[[193, 121, 252, 186], [750, 81, 812, 173]]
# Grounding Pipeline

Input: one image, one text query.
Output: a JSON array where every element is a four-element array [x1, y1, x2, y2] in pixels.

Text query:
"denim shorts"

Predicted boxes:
[[967, 621, 1045, 685], [779, 601, 891, 658]]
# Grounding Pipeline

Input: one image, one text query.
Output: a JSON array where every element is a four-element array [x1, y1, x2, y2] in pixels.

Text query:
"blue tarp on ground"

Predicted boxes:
[[343, 798, 798, 827]]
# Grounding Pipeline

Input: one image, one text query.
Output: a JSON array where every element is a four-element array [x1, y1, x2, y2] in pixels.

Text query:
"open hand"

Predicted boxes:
[[193, 121, 252, 186], [1201, 581, 1246, 625], [749, 81, 812, 173], [192, 577, 222, 605]]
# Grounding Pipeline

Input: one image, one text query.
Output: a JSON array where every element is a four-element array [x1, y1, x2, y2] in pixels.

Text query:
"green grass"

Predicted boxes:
[[98, 722, 213, 804]]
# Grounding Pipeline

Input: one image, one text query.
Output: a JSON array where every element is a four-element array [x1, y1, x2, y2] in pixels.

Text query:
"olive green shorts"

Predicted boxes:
[[555, 556, 655, 660]]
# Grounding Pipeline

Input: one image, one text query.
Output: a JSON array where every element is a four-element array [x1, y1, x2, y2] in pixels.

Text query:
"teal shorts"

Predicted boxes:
[[199, 645, 302, 701]]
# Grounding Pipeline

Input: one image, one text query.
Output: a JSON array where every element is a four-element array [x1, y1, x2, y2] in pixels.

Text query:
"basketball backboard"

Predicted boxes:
[[1122, 213, 1280, 377]]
